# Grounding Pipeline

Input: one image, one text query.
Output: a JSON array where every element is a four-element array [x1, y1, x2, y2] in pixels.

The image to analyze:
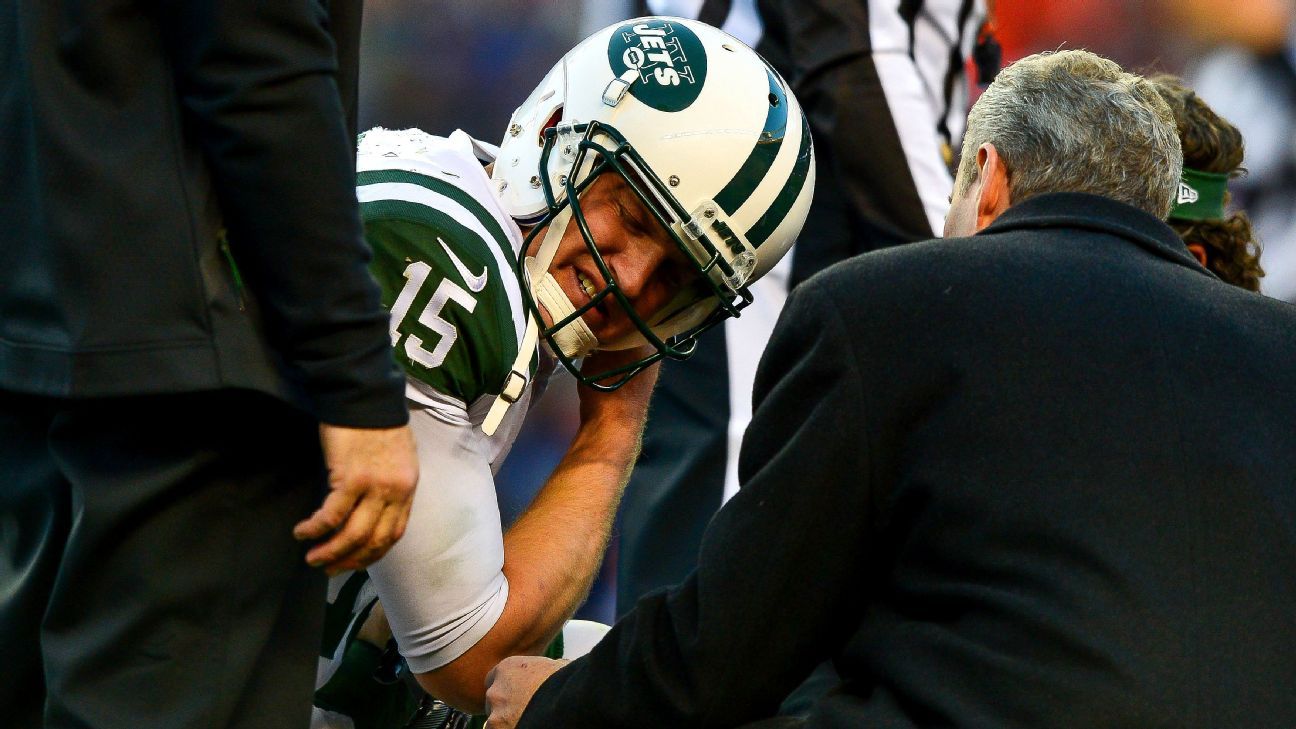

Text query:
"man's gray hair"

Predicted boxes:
[[957, 50, 1183, 218]]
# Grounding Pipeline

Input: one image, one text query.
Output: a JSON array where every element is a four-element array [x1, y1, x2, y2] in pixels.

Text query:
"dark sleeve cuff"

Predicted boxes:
[[304, 337, 409, 428]]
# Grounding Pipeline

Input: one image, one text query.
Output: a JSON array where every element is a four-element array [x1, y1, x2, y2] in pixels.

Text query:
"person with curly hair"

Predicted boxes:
[[1152, 73, 1266, 291]]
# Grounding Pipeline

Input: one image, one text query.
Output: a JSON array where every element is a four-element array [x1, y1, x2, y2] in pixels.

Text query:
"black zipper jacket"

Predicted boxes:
[[0, 0, 405, 427]]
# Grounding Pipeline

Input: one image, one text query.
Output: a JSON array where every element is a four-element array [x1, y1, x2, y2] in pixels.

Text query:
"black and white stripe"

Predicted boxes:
[[870, 0, 983, 233]]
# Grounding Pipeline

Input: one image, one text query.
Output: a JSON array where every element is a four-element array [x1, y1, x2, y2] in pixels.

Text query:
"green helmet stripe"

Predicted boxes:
[[714, 70, 790, 216], [357, 169, 518, 269], [744, 111, 813, 248]]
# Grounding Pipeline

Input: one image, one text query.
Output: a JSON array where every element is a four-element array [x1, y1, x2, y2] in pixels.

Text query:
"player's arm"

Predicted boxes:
[[414, 346, 660, 713], [354, 206, 659, 712]]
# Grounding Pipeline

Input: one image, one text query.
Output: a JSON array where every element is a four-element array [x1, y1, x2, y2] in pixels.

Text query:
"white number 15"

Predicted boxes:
[[389, 261, 477, 369]]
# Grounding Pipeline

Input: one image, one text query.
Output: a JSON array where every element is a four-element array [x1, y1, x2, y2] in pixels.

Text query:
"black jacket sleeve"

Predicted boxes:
[[518, 281, 874, 728], [157, 1, 405, 427], [328, 0, 365, 145]]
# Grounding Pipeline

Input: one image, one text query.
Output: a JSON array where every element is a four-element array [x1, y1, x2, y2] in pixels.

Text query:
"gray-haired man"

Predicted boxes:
[[485, 49, 1296, 729]]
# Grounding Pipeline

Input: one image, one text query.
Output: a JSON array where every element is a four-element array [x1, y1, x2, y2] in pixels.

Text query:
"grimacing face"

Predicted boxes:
[[525, 172, 700, 345]]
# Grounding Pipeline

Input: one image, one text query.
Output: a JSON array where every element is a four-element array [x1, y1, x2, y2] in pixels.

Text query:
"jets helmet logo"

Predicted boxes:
[[608, 20, 707, 112]]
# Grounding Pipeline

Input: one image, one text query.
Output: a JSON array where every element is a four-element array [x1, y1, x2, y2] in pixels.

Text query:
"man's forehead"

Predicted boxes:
[[582, 169, 634, 201]]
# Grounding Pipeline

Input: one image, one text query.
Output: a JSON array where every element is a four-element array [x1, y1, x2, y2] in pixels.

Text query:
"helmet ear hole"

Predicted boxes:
[[539, 106, 564, 146]]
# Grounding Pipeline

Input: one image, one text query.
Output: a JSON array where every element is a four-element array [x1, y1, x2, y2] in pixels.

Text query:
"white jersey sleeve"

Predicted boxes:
[[316, 129, 554, 708], [365, 404, 510, 672]]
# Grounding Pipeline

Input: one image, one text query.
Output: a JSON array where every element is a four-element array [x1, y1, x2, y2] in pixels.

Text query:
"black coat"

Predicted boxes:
[[0, 0, 404, 426], [520, 193, 1296, 728]]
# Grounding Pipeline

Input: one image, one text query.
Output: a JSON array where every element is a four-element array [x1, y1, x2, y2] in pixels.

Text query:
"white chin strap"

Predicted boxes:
[[483, 207, 595, 435], [532, 270, 598, 358]]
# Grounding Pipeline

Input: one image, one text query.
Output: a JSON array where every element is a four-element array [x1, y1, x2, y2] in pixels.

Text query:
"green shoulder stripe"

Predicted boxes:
[[358, 169, 518, 270], [362, 200, 521, 404]]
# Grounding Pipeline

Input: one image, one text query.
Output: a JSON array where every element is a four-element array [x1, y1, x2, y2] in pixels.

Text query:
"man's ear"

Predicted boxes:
[[1187, 243, 1208, 267], [974, 144, 1012, 232]]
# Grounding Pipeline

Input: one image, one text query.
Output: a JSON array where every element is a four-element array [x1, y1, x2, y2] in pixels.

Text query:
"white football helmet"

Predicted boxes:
[[492, 16, 814, 389]]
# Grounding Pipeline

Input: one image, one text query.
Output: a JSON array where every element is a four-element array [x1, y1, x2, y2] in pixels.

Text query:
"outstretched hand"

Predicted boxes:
[[294, 423, 419, 575], [484, 656, 569, 729]]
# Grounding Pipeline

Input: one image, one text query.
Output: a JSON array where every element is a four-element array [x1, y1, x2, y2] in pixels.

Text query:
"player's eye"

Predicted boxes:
[[615, 197, 654, 237]]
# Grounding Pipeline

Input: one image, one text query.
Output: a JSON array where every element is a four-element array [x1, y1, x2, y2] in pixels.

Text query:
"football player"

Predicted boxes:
[[313, 16, 814, 728]]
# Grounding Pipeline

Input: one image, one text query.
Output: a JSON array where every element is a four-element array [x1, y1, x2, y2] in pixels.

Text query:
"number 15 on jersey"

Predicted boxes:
[[389, 260, 477, 370]]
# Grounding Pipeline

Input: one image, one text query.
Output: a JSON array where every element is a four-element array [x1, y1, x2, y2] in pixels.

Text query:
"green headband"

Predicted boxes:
[[1169, 167, 1229, 222]]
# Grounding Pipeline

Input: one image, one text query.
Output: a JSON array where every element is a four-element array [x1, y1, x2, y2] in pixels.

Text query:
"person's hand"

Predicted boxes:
[[294, 423, 418, 575], [576, 345, 661, 431], [483, 656, 569, 729]]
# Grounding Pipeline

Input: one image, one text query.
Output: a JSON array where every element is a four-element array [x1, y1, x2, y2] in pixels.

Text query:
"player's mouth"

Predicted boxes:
[[578, 271, 598, 299], [563, 264, 611, 331]]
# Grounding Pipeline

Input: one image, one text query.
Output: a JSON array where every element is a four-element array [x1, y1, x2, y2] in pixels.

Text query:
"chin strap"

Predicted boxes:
[[482, 208, 572, 436], [533, 271, 598, 358]]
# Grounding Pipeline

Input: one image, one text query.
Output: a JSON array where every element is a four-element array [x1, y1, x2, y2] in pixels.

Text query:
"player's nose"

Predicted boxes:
[[610, 247, 662, 302]]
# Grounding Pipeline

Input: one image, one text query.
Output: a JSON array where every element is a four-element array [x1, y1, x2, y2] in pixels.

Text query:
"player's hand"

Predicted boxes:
[[483, 656, 569, 729], [576, 345, 661, 430], [294, 423, 418, 575]]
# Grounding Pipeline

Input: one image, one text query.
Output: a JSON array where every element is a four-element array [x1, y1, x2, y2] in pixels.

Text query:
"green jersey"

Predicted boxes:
[[314, 129, 545, 729], [355, 131, 530, 409]]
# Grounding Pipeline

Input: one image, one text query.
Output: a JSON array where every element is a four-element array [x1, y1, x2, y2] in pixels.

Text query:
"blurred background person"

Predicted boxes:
[[1169, 0, 1296, 301], [1153, 73, 1266, 291]]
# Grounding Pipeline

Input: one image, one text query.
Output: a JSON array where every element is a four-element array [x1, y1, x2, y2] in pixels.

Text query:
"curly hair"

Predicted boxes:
[[1151, 74, 1264, 291]]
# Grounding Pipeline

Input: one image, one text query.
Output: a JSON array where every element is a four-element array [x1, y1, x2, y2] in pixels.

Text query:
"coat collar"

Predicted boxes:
[[978, 192, 1213, 277]]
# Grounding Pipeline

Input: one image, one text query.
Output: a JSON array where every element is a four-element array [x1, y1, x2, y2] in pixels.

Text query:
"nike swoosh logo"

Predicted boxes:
[[438, 237, 489, 293]]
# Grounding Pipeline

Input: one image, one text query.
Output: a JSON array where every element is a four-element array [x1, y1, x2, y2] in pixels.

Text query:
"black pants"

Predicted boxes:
[[0, 389, 327, 728]]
